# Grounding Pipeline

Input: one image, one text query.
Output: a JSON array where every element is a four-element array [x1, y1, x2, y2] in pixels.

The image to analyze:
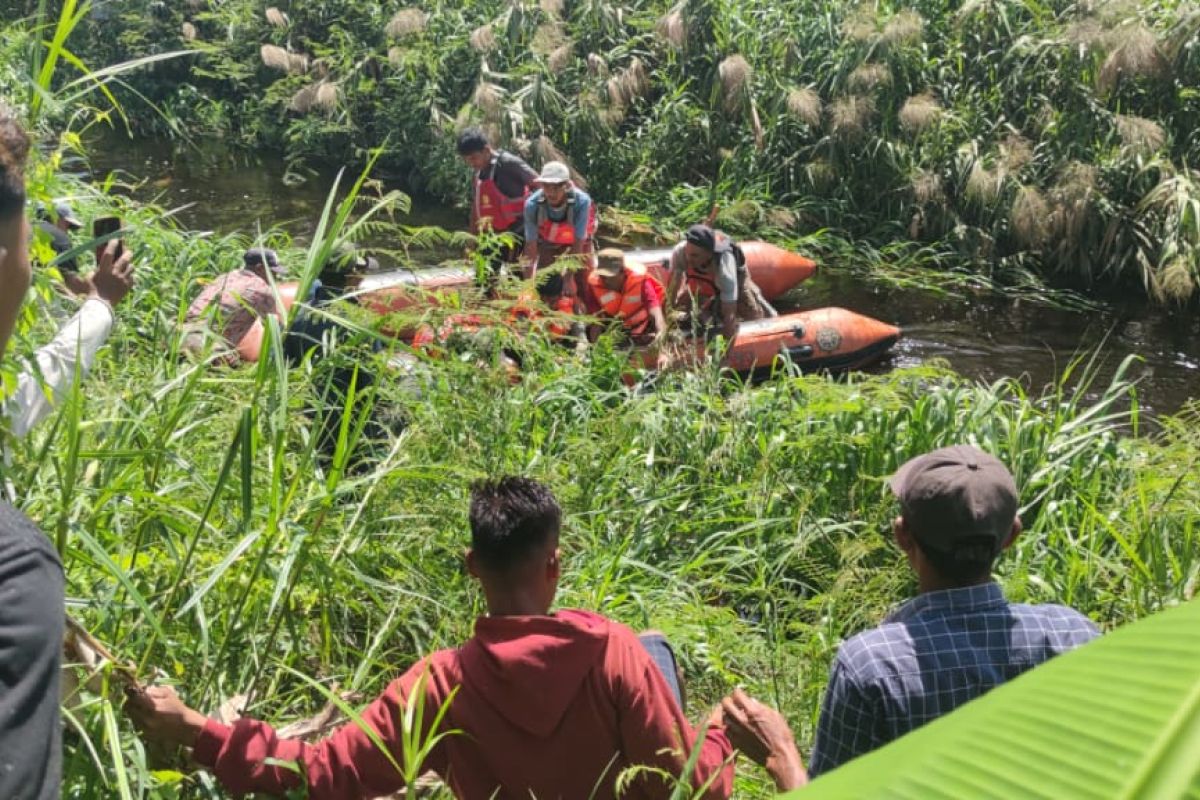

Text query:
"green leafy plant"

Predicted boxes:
[[790, 597, 1200, 799]]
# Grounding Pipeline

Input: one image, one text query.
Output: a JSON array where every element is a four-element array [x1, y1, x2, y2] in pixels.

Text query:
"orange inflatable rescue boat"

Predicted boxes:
[[353, 241, 817, 316], [634, 307, 901, 376]]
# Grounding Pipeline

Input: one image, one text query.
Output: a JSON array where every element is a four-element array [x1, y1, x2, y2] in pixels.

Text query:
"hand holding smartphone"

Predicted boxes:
[[92, 216, 124, 261], [90, 217, 135, 307]]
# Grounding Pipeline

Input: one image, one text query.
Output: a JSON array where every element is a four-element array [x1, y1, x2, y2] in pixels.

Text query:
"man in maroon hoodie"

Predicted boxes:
[[126, 477, 735, 799]]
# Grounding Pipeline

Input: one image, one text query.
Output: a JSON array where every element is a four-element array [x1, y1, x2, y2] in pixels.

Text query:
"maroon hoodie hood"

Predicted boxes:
[[458, 609, 610, 738]]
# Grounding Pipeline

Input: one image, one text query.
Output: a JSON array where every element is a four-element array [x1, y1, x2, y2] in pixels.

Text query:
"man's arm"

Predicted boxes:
[[521, 197, 539, 279], [608, 629, 733, 799], [720, 689, 807, 791], [808, 652, 881, 778], [719, 305, 738, 344], [126, 659, 450, 800], [3, 242, 132, 438]]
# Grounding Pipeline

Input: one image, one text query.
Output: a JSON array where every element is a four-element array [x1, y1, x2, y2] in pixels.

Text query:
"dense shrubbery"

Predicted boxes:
[[5, 0, 1199, 302]]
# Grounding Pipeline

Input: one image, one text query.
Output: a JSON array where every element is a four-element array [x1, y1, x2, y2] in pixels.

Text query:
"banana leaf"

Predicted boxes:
[[788, 598, 1200, 799]]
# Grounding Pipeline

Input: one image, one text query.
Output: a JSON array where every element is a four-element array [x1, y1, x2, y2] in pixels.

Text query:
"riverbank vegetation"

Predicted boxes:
[[4, 0, 1199, 303], [5, 161, 1199, 798], [2, 2, 1200, 798]]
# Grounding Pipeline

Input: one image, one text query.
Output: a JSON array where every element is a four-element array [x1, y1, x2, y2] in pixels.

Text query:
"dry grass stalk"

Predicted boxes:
[[718, 54, 752, 113], [806, 159, 836, 192], [966, 161, 1004, 204], [899, 93, 942, 134], [548, 42, 575, 72], [1000, 133, 1034, 171], [841, 4, 878, 42], [766, 207, 798, 230], [786, 86, 822, 127], [181, 21, 197, 40], [386, 8, 428, 38], [848, 62, 893, 92], [1090, 0, 1141, 26], [539, 0, 564, 17], [1097, 23, 1168, 93], [533, 135, 568, 168], [955, 0, 993, 22], [1048, 161, 1099, 241], [289, 84, 317, 113], [619, 58, 649, 102], [1011, 185, 1052, 248], [600, 104, 627, 128], [1153, 257, 1197, 303], [1115, 114, 1166, 155], [260, 44, 291, 72], [723, 198, 763, 227], [882, 9, 924, 47], [313, 82, 339, 112], [265, 7, 288, 27], [829, 95, 874, 141], [532, 22, 566, 55], [657, 7, 687, 49], [911, 170, 944, 204], [586, 52, 608, 77], [606, 75, 628, 109], [288, 53, 310, 74], [470, 25, 497, 52], [1065, 19, 1108, 51], [473, 80, 504, 118]]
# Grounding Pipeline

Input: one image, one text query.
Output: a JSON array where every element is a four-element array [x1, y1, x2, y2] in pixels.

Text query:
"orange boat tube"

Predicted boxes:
[[348, 241, 816, 317], [632, 307, 901, 375], [234, 281, 301, 363], [627, 242, 817, 300]]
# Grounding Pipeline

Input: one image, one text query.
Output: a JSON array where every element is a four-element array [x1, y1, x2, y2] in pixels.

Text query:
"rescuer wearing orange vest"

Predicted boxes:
[[585, 248, 671, 370], [457, 129, 539, 292], [665, 224, 776, 346], [521, 161, 596, 315]]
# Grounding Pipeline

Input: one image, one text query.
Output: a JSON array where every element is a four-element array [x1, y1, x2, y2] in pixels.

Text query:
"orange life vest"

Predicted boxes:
[[535, 189, 597, 246], [683, 235, 747, 312], [473, 154, 528, 232], [586, 262, 660, 337]]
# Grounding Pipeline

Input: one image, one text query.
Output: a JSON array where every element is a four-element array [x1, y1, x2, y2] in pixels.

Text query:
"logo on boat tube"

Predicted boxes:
[[815, 327, 842, 352]]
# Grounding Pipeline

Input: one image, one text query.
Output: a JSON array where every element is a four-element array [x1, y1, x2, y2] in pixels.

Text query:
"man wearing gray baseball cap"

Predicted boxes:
[[809, 445, 1099, 774], [718, 445, 1099, 789]]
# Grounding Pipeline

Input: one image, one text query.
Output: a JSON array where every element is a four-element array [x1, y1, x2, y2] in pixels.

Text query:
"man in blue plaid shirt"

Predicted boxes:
[[720, 445, 1099, 788]]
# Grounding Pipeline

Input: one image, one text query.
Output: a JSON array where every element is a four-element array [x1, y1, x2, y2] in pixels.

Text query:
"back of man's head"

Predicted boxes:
[[469, 477, 561, 573], [890, 445, 1019, 584], [456, 127, 490, 156], [0, 111, 30, 222]]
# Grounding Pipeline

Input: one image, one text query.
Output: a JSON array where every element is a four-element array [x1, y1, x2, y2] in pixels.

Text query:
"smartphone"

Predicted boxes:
[[92, 216, 124, 261]]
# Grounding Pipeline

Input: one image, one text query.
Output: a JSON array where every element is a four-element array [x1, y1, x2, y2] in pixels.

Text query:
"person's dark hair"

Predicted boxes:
[[0, 110, 31, 221], [456, 127, 489, 156], [469, 476, 561, 572], [914, 537, 998, 586]]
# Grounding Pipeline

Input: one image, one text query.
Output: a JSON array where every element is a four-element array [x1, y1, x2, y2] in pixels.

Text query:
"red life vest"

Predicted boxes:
[[473, 155, 528, 232], [586, 261, 660, 337], [535, 189, 597, 246]]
